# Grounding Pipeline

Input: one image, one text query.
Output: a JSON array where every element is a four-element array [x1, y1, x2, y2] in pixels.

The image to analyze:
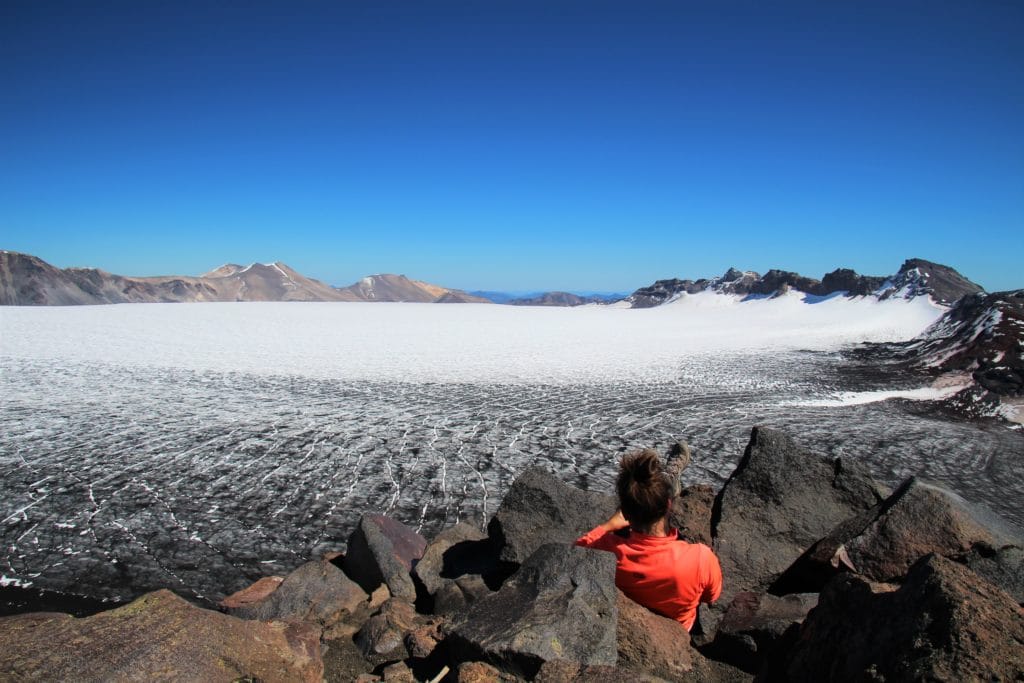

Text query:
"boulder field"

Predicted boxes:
[[1, 426, 1021, 682]]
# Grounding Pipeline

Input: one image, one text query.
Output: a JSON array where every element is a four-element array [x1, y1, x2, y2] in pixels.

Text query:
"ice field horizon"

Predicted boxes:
[[2, 299, 1023, 604]]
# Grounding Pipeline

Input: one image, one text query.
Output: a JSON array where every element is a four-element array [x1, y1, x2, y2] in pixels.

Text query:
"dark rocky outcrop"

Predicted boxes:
[[0, 589, 323, 682], [343, 514, 428, 602], [224, 558, 368, 633], [413, 521, 496, 599], [669, 483, 715, 545], [959, 542, 1024, 604], [487, 467, 617, 565], [447, 544, 619, 679], [775, 554, 1024, 681], [707, 591, 818, 673], [820, 267, 886, 296], [773, 477, 1022, 593], [711, 427, 886, 601]]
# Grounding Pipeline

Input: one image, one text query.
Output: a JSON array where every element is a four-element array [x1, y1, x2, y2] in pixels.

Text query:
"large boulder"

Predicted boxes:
[[488, 467, 617, 565], [447, 543, 619, 679], [711, 427, 885, 599], [343, 514, 428, 602], [773, 477, 1022, 592], [224, 558, 368, 632], [616, 590, 696, 679], [413, 521, 498, 598], [0, 589, 322, 682], [706, 591, 817, 673], [776, 554, 1024, 680]]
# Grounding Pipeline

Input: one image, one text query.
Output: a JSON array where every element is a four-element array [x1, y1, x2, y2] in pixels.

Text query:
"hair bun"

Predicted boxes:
[[625, 448, 661, 483]]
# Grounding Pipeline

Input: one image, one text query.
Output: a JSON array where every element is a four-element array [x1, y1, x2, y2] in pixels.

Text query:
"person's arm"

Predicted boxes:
[[575, 510, 629, 549]]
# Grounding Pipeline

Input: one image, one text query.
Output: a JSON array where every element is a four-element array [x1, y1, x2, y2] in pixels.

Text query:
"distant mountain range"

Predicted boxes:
[[624, 258, 983, 308], [0, 251, 488, 306], [0, 251, 987, 308]]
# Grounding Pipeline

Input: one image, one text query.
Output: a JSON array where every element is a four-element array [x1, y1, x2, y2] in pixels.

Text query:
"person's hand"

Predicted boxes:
[[602, 510, 629, 532]]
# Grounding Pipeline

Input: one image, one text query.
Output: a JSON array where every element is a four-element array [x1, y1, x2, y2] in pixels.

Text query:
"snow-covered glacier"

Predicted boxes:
[[1, 298, 1021, 604]]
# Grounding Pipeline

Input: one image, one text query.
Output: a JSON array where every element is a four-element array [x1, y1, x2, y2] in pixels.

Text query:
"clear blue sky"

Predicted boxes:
[[2, 1, 1022, 292]]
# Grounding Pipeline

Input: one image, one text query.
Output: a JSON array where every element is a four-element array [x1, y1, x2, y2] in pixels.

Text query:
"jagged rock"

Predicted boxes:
[[616, 590, 696, 679], [774, 478, 1022, 592], [670, 484, 715, 545], [343, 514, 427, 602], [404, 622, 442, 659], [354, 598, 423, 660], [219, 575, 284, 610], [487, 467, 617, 565], [707, 591, 817, 673], [776, 554, 1024, 680], [447, 544, 619, 679], [225, 558, 367, 632], [434, 574, 493, 615], [712, 427, 885, 600], [457, 660, 520, 682], [960, 543, 1024, 603], [413, 521, 495, 597], [820, 268, 886, 296], [0, 589, 322, 682]]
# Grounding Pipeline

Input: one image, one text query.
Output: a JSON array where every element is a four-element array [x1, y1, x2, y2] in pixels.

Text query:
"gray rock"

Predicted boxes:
[[354, 598, 424, 662], [712, 427, 885, 600], [447, 543, 619, 678], [776, 554, 1024, 681], [434, 574, 493, 615], [708, 591, 818, 673], [342, 514, 427, 602], [961, 543, 1024, 604], [413, 521, 492, 596], [226, 559, 367, 632], [773, 477, 1023, 592], [487, 467, 617, 565]]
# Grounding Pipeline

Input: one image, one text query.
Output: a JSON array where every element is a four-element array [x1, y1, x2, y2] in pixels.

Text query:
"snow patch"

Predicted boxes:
[[792, 383, 970, 407]]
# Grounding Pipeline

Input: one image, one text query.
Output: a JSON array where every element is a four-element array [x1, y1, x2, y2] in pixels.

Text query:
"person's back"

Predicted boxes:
[[575, 448, 722, 631]]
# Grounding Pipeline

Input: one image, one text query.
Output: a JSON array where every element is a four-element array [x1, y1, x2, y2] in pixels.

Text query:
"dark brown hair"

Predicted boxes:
[[617, 448, 672, 529]]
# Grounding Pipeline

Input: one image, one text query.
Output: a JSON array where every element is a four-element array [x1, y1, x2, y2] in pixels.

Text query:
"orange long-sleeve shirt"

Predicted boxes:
[[575, 526, 722, 631]]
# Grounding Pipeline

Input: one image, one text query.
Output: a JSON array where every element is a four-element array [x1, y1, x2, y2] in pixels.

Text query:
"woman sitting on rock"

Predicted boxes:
[[575, 448, 722, 631]]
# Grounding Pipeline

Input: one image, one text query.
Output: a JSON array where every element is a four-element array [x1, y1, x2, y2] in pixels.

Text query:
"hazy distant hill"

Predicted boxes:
[[334, 273, 490, 303], [625, 258, 983, 308], [0, 252, 486, 306]]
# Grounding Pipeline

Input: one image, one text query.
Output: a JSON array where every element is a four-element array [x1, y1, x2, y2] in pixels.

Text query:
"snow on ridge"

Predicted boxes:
[[0, 295, 946, 385]]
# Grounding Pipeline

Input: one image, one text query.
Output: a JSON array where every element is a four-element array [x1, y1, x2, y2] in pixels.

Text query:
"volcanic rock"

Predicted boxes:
[[773, 477, 1022, 592], [616, 590, 697, 679], [343, 514, 428, 602], [711, 427, 885, 600], [354, 598, 424, 661], [487, 467, 617, 565], [670, 484, 715, 545], [413, 521, 495, 598], [457, 660, 520, 682], [219, 575, 284, 610], [776, 554, 1024, 680], [0, 589, 322, 682], [447, 543, 619, 679], [707, 591, 818, 673], [959, 542, 1024, 604], [224, 559, 367, 632]]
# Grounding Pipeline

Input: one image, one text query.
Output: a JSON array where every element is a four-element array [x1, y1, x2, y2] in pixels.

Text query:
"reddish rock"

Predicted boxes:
[[225, 558, 367, 632], [218, 575, 284, 610], [381, 660, 416, 682], [457, 660, 519, 682], [0, 589, 322, 682], [616, 590, 696, 679]]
